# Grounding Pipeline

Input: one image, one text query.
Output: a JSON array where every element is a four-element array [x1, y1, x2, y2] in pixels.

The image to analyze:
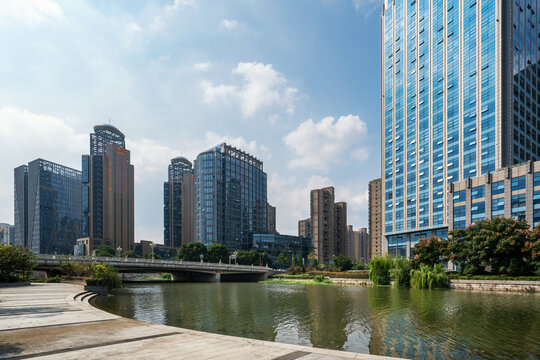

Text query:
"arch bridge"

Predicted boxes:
[[35, 255, 273, 282]]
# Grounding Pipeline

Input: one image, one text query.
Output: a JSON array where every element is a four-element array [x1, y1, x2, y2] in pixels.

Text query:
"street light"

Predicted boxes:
[[200, 253, 204, 263], [116, 247, 122, 257]]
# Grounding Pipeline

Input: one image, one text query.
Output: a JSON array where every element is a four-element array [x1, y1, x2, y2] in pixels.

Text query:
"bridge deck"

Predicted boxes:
[[0, 283, 403, 360]]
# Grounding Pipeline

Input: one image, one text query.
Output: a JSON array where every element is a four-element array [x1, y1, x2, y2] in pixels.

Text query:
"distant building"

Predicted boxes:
[[9, 225, 14, 245], [311, 187, 336, 263], [164, 157, 194, 248], [0, 223, 12, 244], [369, 178, 382, 259], [448, 160, 540, 233], [135, 240, 177, 259], [251, 233, 311, 260], [347, 226, 369, 263], [14, 159, 82, 254], [194, 143, 267, 251], [334, 202, 347, 257], [266, 203, 276, 233], [81, 124, 134, 254], [298, 218, 311, 239]]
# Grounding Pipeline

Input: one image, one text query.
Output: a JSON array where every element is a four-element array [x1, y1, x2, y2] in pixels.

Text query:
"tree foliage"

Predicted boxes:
[[390, 256, 412, 287], [368, 255, 393, 285], [122, 250, 140, 258], [410, 264, 449, 289], [87, 264, 122, 289], [178, 242, 207, 261], [145, 253, 162, 260], [332, 254, 353, 271], [0, 244, 36, 282], [93, 245, 116, 257], [524, 224, 540, 275], [447, 217, 530, 276], [412, 235, 444, 268], [207, 243, 229, 263], [236, 250, 272, 266]]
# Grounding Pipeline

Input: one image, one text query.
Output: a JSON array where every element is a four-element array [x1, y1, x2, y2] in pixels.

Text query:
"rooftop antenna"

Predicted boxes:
[[108, 118, 111, 125]]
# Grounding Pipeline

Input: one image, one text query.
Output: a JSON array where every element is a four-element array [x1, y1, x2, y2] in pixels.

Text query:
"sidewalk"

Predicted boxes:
[[0, 283, 403, 359]]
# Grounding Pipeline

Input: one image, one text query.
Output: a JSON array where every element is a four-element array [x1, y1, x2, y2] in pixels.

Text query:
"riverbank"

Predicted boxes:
[[0, 283, 402, 359], [268, 277, 540, 292]]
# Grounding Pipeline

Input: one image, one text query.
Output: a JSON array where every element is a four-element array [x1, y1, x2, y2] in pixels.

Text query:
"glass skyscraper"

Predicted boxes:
[[14, 159, 82, 255], [82, 124, 134, 253], [194, 143, 267, 251], [164, 157, 194, 248], [382, 0, 540, 256]]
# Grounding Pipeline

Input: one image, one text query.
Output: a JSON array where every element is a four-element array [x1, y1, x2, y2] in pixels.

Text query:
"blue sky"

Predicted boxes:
[[0, 0, 382, 242]]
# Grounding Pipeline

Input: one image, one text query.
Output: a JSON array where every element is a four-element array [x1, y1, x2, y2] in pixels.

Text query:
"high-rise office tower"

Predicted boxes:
[[194, 143, 267, 251], [81, 125, 134, 253], [334, 201, 348, 257], [369, 178, 382, 259], [14, 159, 82, 254], [164, 157, 194, 248], [298, 218, 312, 239], [381, 0, 540, 255], [311, 186, 341, 263], [266, 203, 277, 233]]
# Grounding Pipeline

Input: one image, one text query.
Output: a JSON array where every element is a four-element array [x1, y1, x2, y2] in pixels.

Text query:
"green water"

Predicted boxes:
[[95, 282, 539, 359]]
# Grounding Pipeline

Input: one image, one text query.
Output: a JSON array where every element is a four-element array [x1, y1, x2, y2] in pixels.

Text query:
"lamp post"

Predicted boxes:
[[116, 247, 122, 257], [200, 253, 204, 263], [150, 242, 155, 260]]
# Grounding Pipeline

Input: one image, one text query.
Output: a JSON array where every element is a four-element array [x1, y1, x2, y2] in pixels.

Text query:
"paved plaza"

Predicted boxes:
[[0, 283, 403, 360]]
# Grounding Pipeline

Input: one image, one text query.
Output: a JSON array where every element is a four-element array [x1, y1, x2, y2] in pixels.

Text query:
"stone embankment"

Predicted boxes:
[[0, 283, 402, 359], [450, 279, 540, 293]]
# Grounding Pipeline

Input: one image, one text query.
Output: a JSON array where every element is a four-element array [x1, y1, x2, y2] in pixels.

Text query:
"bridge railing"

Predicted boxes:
[[36, 254, 272, 272]]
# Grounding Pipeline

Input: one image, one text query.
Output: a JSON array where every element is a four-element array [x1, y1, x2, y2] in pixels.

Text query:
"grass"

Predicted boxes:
[[259, 279, 333, 285]]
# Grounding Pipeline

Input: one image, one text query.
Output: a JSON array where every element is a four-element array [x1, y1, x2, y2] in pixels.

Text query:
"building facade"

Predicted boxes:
[[449, 160, 540, 231], [266, 203, 277, 233], [298, 218, 311, 239], [81, 125, 134, 254], [251, 233, 311, 260], [335, 202, 348, 257], [381, 0, 540, 255], [348, 226, 369, 263], [0, 223, 12, 245], [311, 187, 336, 263], [194, 143, 267, 251], [369, 178, 382, 259], [164, 157, 194, 248], [14, 159, 82, 255]]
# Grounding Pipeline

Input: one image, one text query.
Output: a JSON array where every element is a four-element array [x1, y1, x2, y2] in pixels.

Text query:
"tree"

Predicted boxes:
[[390, 256, 412, 287], [93, 245, 116, 257], [178, 242, 207, 261], [412, 235, 444, 268], [0, 244, 36, 282], [275, 250, 290, 265], [447, 217, 530, 276], [332, 254, 353, 271], [122, 250, 140, 258], [524, 224, 540, 275], [144, 253, 162, 260], [207, 243, 229, 263], [368, 255, 393, 285]]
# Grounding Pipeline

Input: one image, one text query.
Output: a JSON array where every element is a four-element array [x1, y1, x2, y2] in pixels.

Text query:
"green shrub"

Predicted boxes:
[[307, 270, 369, 279], [45, 275, 61, 283], [160, 273, 172, 280], [60, 259, 93, 277], [390, 256, 412, 287], [0, 244, 36, 282], [410, 264, 449, 289], [368, 255, 393, 286], [313, 275, 324, 283], [89, 264, 122, 289]]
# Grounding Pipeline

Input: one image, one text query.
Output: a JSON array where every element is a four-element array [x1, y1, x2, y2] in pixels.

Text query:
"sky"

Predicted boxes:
[[0, 0, 383, 244]]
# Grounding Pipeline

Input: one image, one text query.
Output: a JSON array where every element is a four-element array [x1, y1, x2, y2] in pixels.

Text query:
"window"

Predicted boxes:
[[512, 176, 526, 191], [492, 180, 504, 195], [492, 198, 505, 217], [511, 193, 526, 220], [471, 185, 485, 199], [453, 190, 466, 203]]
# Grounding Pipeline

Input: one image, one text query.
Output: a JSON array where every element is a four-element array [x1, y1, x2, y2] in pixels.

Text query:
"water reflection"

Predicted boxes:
[[95, 283, 539, 359]]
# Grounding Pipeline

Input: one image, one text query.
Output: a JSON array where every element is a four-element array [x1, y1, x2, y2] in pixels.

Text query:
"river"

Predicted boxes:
[[94, 282, 539, 359]]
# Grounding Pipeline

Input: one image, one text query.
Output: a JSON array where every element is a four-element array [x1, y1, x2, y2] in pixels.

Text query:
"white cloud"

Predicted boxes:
[[166, 0, 196, 12], [201, 62, 299, 117], [0, 0, 63, 26], [284, 115, 368, 171], [219, 19, 238, 30], [204, 132, 269, 160], [194, 61, 211, 71], [352, 0, 381, 17]]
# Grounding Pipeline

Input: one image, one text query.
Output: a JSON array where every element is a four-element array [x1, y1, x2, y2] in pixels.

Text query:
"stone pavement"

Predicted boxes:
[[0, 283, 404, 360]]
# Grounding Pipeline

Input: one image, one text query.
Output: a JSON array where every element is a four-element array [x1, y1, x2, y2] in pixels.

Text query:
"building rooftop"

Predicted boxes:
[[93, 124, 125, 138]]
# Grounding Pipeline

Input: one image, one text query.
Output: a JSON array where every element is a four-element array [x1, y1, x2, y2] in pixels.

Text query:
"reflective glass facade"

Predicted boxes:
[[14, 159, 82, 255], [164, 157, 193, 248], [194, 143, 267, 251], [382, 0, 540, 255]]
